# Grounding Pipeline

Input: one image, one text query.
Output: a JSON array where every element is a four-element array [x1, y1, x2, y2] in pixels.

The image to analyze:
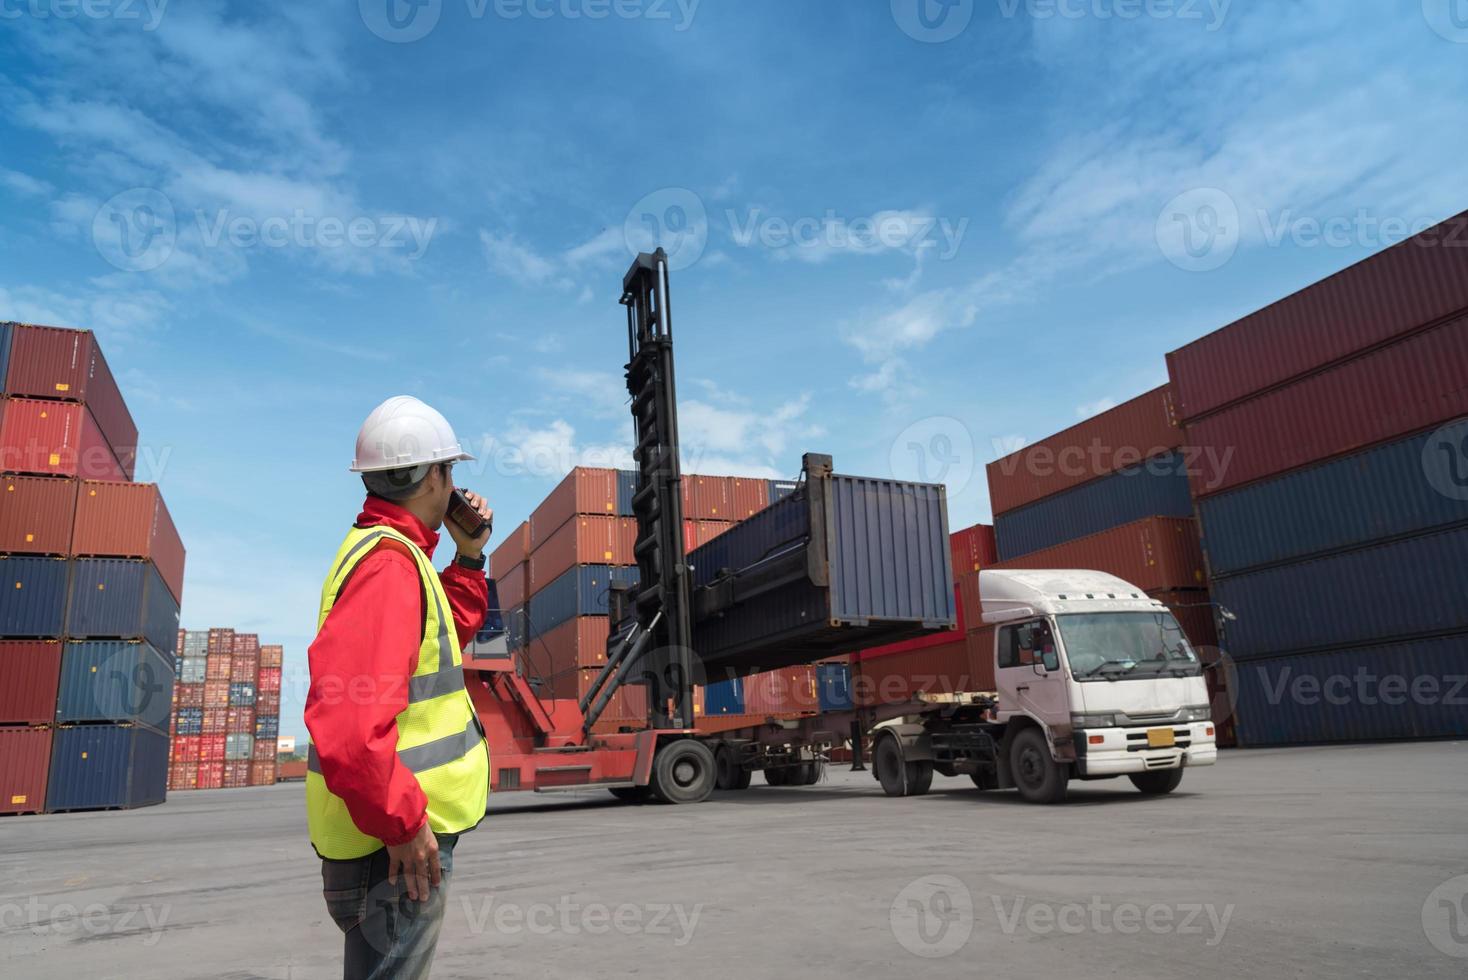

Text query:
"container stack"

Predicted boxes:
[[1167, 210, 1468, 747], [0, 322, 184, 814], [167, 630, 281, 790]]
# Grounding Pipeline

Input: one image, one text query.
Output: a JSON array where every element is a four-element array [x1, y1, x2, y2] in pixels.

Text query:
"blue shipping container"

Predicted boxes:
[[229, 682, 256, 707], [1212, 525, 1468, 660], [46, 724, 169, 811], [56, 641, 175, 733], [993, 451, 1194, 560], [703, 678, 745, 715], [255, 715, 279, 738], [768, 480, 798, 505], [616, 470, 638, 517], [176, 707, 203, 735], [1199, 418, 1468, 577], [1230, 633, 1468, 746], [527, 564, 640, 636], [0, 321, 11, 391], [65, 559, 181, 657], [817, 662, 853, 712], [0, 556, 68, 636]]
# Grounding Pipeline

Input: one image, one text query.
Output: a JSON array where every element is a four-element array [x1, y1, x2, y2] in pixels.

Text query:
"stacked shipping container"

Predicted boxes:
[[1167, 209, 1468, 746], [0, 323, 184, 814], [167, 631, 281, 790]]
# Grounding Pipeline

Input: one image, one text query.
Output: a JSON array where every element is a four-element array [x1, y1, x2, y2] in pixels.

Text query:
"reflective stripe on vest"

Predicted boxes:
[[308, 716, 481, 775]]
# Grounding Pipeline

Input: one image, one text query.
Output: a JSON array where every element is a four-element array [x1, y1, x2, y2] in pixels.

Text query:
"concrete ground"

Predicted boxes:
[[2, 741, 1465, 979]]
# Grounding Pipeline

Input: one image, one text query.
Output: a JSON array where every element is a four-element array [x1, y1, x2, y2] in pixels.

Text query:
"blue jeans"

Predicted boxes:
[[321, 834, 459, 980]]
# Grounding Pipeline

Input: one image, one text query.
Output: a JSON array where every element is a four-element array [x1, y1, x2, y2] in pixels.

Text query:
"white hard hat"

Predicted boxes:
[[350, 395, 476, 473]]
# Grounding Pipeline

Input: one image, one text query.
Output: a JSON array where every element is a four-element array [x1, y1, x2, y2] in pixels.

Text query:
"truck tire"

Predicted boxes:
[[1009, 728, 1068, 804], [764, 767, 790, 787], [714, 745, 743, 791], [1129, 769, 1184, 795], [969, 769, 998, 791], [801, 760, 825, 785], [909, 760, 934, 796], [650, 740, 716, 804], [875, 736, 932, 797]]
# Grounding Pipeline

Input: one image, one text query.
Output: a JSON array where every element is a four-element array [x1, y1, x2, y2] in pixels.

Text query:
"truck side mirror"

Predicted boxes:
[[1042, 650, 1060, 672]]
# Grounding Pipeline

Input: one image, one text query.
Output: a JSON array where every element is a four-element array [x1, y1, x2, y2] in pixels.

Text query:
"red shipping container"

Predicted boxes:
[[682, 474, 730, 519], [197, 761, 224, 789], [250, 760, 277, 786], [203, 679, 230, 708], [257, 690, 280, 714], [223, 760, 250, 788], [259, 644, 283, 668], [200, 734, 226, 761], [743, 666, 819, 715], [0, 640, 63, 724], [728, 477, 771, 519], [987, 386, 1182, 515], [1184, 313, 1468, 498], [490, 521, 531, 578], [0, 727, 52, 815], [530, 469, 619, 549], [531, 616, 613, 672], [205, 656, 232, 680], [233, 634, 260, 657], [252, 739, 276, 762], [683, 519, 733, 552], [3, 324, 138, 477], [0, 398, 125, 480], [202, 708, 228, 734], [950, 524, 997, 575], [529, 516, 633, 589], [496, 562, 527, 610], [207, 628, 235, 655], [854, 580, 969, 663], [71, 482, 186, 604], [230, 656, 260, 683], [168, 762, 198, 791], [1167, 209, 1468, 422], [257, 667, 281, 692], [853, 635, 993, 707], [227, 706, 255, 732], [176, 682, 204, 708], [543, 666, 647, 721], [0, 475, 78, 555], [991, 517, 1207, 594], [172, 734, 202, 763]]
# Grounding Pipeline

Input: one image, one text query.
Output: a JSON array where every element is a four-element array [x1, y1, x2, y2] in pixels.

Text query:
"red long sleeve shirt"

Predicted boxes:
[[304, 496, 487, 848]]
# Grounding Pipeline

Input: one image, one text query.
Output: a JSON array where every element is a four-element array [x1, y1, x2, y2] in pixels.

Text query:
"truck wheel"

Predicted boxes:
[[650, 740, 716, 804], [908, 760, 934, 796], [801, 760, 825, 785], [714, 745, 742, 791], [875, 736, 931, 797], [608, 787, 651, 803], [969, 769, 998, 791], [764, 767, 790, 787], [1009, 728, 1068, 804], [1129, 769, 1184, 795]]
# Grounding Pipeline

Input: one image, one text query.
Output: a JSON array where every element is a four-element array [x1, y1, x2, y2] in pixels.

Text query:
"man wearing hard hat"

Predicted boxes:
[[305, 395, 493, 979]]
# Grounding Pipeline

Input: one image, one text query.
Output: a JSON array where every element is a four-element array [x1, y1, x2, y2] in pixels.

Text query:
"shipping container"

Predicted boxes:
[[250, 760, 277, 786], [526, 564, 639, 636], [0, 555, 68, 636], [768, 480, 798, 505], [56, 640, 174, 732], [2, 324, 138, 477], [254, 715, 279, 738], [852, 637, 991, 707], [987, 386, 1182, 515], [949, 523, 997, 576], [993, 516, 1207, 594], [520, 616, 613, 677], [207, 627, 234, 655], [743, 666, 819, 715], [530, 468, 619, 549], [200, 733, 226, 761], [229, 655, 259, 683], [175, 707, 203, 735], [539, 667, 648, 722], [683, 519, 734, 552], [0, 726, 52, 814], [489, 521, 530, 578], [71, 482, 186, 604], [179, 658, 206, 684], [495, 562, 527, 611], [0, 475, 77, 554], [1149, 590, 1220, 651], [0, 322, 9, 392], [226, 706, 255, 732], [47, 724, 169, 811], [175, 681, 204, 708], [851, 581, 968, 663], [616, 470, 638, 516], [205, 654, 231, 680], [0, 397, 125, 480], [728, 477, 771, 519], [180, 630, 209, 660], [223, 760, 250, 788], [1197, 418, 1468, 577], [529, 516, 635, 590], [202, 707, 227, 734], [259, 644, 283, 668], [257, 690, 280, 714], [251, 736, 276, 761], [702, 677, 745, 715], [682, 474, 731, 520], [1229, 633, 1468, 746], [1166, 209, 1468, 422], [197, 761, 224, 789], [203, 678, 230, 708], [1184, 313, 1468, 499], [817, 662, 853, 712], [64, 558, 181, 657], [225, 732, 254, 760], [1212, 526, 1468, 660], [993, 451, 1195, 560], [0, 640, 63, 724], [172, 734, 201, 763], [229, 682, 257, 707], [689, 475, 954, 674], [257, 666, 281, 692]]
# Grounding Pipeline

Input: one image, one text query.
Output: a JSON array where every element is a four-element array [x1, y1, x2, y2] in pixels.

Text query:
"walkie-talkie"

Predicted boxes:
[[447, 488, 491, 539]]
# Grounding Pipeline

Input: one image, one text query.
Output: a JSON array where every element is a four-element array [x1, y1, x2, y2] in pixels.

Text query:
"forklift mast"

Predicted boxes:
[[579, 249, 697, 732]]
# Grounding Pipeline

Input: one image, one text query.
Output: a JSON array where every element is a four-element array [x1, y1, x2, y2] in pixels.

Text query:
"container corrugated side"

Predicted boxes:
[[682, 474, 731, 520], [0, 726, 52, 815], [489, 521, 529, 579], [1197, 418, 1468, 576], [0, 475, 77, 555], [768, 480, 798, 505], [56, 640, 174, 732], [743, 666, 819, 715], [852, 636, 990, 706], [987, 385, 1181, 515], [71, 482, 187, 604], [529, 516, 636, 591], [993, 452, 1195, 560], [728, 477, 771, 519], [524, 616, 611, 675], [64, 558, 181, 656], [0, 398, 125, 480], [616, 469, 638, 516], [949, 524, 997, 575], [0, 556, 68, 636], [46, 724, 169, 811], [1229, 633, 1468, 746], [1166, 209, 1468, 422], [0, 322, 10, 394], [541, 666, 646, 721], [526, 564, 638, 636], [828, 476, 952, 626], [817, 662, 853, 712], [702, 678, 745, 715], [1212, 525, 1468, 659], [1185, 313, 1468, 499], [0, 640, 64, 724], [529, 468, 619, 549], [993, 516, 1207, 594]]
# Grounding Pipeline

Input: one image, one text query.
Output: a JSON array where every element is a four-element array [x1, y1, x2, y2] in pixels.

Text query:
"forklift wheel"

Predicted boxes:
[[650, 740, 716, 804]]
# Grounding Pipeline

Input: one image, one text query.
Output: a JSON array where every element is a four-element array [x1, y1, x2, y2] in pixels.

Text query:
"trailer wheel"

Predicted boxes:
[[800, 760, 825, 785], [715, 745, 750, 791], [909, 760, 933, 795], [764, 767, 790, 787], [1009, 728, 1068, 804], [1129, 769, 1184, 795], [875, 736, 930, 797], [650, 739, 716, 804]]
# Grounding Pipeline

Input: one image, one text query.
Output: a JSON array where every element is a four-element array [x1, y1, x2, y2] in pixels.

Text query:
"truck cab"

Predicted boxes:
[[982, 568, 1217, 802]]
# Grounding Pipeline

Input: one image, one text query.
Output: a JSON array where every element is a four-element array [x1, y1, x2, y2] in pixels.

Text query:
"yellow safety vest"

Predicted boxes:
[[307, 525, 489, 859]]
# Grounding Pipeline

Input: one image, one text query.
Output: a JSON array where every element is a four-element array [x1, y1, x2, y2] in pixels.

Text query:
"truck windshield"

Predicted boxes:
[[1055, 612, 1200, 680]]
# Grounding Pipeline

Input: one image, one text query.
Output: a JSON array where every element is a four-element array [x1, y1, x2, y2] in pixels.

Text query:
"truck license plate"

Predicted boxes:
[[1147, 728, 1176, 748]]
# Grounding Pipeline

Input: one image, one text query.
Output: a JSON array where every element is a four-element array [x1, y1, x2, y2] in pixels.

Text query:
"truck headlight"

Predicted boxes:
[[1178, 705, 1212, 722], [1070, 713, 1117, 729]]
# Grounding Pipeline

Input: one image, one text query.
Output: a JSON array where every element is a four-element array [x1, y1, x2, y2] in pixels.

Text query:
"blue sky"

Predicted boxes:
[[3, 0, 1467, 741]]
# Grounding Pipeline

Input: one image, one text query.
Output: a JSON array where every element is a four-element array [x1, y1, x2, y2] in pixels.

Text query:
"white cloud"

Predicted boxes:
[[480, 230, 569, 288], [564, 227, 625, 267], [1075, 397, 1118, 420], [0, 167, 50, 197]]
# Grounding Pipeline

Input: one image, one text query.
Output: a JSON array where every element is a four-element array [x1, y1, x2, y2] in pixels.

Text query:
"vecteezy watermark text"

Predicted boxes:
[[358, 0, 698, 42], [460, 896, 702, 945], [989, 438, 1235, 493], [0, 0, 168, 30], [0, 897, 172, 947]]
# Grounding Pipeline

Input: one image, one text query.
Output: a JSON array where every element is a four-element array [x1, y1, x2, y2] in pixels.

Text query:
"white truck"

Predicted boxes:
[[869, 568, 1218, 803]]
